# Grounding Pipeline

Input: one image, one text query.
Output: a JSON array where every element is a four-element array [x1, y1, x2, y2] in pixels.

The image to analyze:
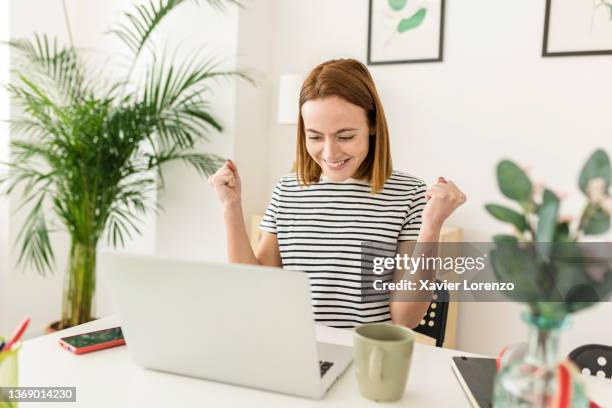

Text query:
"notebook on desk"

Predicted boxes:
[[451, 356, 496, 408]]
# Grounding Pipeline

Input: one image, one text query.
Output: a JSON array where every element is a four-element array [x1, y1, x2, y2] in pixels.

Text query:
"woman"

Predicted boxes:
[[209, 58, 466, 329]]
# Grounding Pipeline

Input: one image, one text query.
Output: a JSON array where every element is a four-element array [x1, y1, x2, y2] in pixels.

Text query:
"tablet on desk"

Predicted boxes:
[[451, 356, 496, 408]]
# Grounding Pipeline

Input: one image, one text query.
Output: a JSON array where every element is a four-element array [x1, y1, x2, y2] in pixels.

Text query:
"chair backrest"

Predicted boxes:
[[413, 279, 449, 347], [568, 344, 612, 380]]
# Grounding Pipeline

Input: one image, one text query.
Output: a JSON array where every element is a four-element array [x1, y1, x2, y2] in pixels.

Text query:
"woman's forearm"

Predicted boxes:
[[416, 222, 441, 244], [224, 203, 260, 265], [390, 223, 441, 328]]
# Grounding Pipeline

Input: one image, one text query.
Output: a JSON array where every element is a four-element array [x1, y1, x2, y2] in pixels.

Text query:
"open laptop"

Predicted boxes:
[[99, 253, 353, 399]]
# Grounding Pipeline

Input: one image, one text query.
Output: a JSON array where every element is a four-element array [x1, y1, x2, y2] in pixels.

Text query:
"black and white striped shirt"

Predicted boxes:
[[260, 171, 427, 328]]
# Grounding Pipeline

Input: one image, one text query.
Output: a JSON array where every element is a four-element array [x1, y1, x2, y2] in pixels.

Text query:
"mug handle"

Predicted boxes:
[[368, 347, 383, 382]]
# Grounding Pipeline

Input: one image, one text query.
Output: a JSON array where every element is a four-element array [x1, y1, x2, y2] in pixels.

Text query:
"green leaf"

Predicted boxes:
[[140, 51, 251, 150], [110, 0, 242, 58], [532, 301, 570, 321], [109, 0, 190, 58], [581, 203, 611, 235], [565, 285, 599, 308], [578, 149, 611, 195], [490, 243, 542, 302], [536, 189, 560, 243], [546, 242, 612, 315], [109, 0, 243, 92], [14, 195, 55, 275], [496, 160, 533, 203], [388, 0, 408, 11], [554, 222, 571, 243], [493, 234, 519, 245], [397, 8, 426, 33], [606, 3, 612, 20], [485, 204, 528, 232], [8, 34, 86, 102]]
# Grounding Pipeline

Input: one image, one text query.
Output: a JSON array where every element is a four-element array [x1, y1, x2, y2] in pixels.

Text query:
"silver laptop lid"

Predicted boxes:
[[99, 253, 325, 398]]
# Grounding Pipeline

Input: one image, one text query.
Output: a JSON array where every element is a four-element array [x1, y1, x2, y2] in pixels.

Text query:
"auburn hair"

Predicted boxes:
[[295, 58, 392, 194]]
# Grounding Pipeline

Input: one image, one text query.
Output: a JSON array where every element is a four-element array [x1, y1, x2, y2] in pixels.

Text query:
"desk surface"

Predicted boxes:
[[19, 316, 612, 407]]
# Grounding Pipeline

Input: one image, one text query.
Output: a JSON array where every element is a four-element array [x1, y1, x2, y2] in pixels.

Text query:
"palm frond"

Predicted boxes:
[[106, 212, 131, 247], [103, 176, 157, 246], [8, 83, 62, 136], [10, 139, 54, 163], [8, 34, 86, 101], [140, 51, 252, 150], [150, 150, 224, 176], [108, 0, 243, 90], [3, 166, 54, 209], [108, 0, 190, 60], [109, 0, 242, 57], [14, 194, 55, 275], [9, 118, 53, 141]]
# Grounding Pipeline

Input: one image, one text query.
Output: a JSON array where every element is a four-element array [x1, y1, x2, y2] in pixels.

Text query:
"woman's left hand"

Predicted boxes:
[[421, 177, 466, 230]]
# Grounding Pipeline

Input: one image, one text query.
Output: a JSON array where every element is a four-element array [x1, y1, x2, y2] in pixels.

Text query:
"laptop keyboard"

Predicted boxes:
[[319, 361, 334, 377]]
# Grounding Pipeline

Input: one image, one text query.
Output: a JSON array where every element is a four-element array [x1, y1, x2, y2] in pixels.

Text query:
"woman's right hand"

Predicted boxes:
[[208, 159, 242, 208]]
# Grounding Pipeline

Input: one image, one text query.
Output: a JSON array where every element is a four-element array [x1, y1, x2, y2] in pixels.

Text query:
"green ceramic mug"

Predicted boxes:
[[353, 323, 415, 402]]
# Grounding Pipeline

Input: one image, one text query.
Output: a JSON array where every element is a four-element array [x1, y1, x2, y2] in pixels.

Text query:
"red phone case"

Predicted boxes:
[[58, 333, 125, 354]]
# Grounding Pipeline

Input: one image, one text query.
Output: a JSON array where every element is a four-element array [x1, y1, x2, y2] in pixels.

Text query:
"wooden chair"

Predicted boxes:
[[413, 280, 449, 347]]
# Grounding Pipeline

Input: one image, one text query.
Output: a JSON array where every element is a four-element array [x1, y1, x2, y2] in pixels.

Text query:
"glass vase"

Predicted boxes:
[[61, 240, 97, 328], [493, 312, 588, 407]]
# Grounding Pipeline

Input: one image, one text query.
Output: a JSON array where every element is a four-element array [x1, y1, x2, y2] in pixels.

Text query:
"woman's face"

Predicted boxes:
[[301, 96, 371, 182]]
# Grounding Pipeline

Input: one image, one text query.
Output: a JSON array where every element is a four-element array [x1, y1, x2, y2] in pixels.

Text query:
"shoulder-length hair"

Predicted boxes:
[[295, 58, 392, 194]]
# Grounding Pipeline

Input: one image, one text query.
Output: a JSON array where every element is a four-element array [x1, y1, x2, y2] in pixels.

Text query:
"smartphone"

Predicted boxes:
[[59, 327, 125, 354]]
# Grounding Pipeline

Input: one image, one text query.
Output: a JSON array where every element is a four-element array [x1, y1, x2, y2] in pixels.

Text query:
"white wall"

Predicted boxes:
[[154, 0, 275, 261], [0, 0, 11, 335], [4, 0, 78, 338], [154, 3, 239, 262], [232, 0, 275, 226], [263, 0, 612, 356]]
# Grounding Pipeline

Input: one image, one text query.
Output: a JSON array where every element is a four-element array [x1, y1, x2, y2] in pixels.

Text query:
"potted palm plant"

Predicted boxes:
[[1, 0, 248, 329]]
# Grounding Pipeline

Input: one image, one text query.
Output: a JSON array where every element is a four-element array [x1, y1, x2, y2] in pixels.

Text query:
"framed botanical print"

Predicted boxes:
[[543, 0, 612, 56], [367, 0, 445, 65]]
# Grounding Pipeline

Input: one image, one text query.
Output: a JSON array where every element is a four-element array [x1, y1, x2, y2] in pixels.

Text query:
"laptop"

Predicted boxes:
[[99, 253, 353, 399]]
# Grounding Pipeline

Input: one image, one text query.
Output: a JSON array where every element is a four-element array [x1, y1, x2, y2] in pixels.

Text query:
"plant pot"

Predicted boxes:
[[45, 317, 99, 334], [44, 321, 62, 334]]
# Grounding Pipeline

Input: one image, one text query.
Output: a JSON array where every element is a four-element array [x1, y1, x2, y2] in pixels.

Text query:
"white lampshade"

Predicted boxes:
[[277, 74, 302, 125]]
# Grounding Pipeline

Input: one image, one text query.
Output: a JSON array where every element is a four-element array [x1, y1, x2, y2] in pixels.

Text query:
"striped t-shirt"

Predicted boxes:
[[260, 171, 427, 328]]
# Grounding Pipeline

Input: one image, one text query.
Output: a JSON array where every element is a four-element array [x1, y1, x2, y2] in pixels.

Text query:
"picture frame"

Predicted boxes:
[[542, 0, 612, 57], [367, 0, 445, 65]]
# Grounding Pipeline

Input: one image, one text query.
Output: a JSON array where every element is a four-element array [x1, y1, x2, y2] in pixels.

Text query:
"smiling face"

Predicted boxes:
[[301, 96, 371, 182]]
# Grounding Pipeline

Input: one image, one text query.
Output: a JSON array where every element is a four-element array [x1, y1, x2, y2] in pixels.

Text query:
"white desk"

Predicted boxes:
[[18, 316, 612, 407]]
